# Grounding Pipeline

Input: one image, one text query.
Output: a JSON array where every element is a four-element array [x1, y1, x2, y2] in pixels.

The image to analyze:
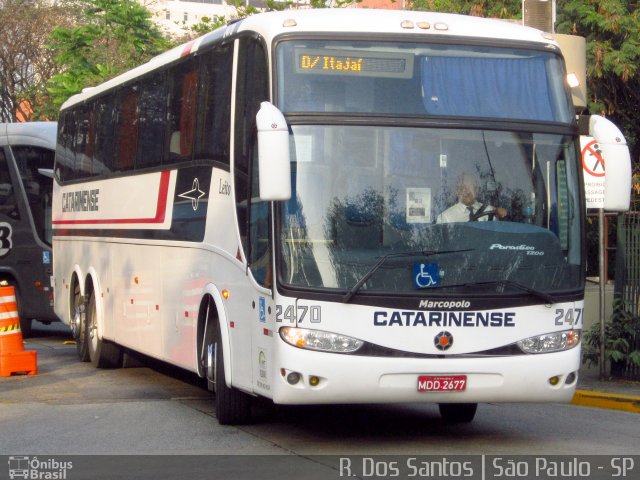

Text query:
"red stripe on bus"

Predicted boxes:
[[52, 170, 171, 226], [181, 40, 196, 57]]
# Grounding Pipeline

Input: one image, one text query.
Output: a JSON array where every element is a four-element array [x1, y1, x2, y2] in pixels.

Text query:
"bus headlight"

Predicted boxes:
[[517, 329, 581, 354], [280, 327, 364, 353]]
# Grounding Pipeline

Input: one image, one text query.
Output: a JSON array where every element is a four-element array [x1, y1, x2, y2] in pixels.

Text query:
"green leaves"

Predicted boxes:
[[629, 350, 640, 367], [47, 0, 171, 106], [407, 1, 521, 18], [583, 297, 640, 376], [557, 0, 639, 160], [0, 0, 69, 121]]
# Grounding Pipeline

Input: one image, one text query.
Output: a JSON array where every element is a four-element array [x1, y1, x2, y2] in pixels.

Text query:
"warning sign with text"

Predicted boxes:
[[581, 136, 605, 208]]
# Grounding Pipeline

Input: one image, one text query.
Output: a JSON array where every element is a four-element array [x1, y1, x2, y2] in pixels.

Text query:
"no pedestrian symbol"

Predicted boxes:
[[581, 139, 606, 177]]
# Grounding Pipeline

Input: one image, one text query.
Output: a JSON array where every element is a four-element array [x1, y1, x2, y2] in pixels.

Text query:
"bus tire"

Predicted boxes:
[[438, 403, 478, 423], [73, 282, 90, 362], [86, 289, 121, 369], [10, 283, 32, 338], [19, 317, 32, 338], [213, 322, 251, 425]]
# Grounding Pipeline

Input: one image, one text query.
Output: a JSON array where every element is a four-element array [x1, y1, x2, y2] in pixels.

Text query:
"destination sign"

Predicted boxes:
[[295, 48, 413, 78]]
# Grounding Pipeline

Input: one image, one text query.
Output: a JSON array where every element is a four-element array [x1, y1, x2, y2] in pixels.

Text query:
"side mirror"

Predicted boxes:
[[256, 102, 291, 201], [587, 115, 632, 212]]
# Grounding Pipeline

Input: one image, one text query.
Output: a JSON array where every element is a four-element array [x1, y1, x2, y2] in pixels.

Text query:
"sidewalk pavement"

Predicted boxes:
[[572, 365, 640, 413]]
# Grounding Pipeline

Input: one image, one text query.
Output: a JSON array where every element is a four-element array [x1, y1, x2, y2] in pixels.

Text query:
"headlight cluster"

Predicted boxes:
[[517, 329, 580, 354], [280, 327, 364, 353]]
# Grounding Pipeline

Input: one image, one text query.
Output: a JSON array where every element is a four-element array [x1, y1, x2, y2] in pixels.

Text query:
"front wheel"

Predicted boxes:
[[211, 322, 251, 425], [438, 403, 478, 423], [11, 284, 32, 338]]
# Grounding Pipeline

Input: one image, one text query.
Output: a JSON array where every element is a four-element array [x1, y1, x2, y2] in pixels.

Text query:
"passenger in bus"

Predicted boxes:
[[436, 173, 506, 223]]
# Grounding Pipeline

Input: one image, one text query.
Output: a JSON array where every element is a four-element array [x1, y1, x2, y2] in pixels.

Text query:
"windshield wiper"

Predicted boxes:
[[483, 280, 558, 304], [342, 249, 474, 303], [440, 280, 557, 304]]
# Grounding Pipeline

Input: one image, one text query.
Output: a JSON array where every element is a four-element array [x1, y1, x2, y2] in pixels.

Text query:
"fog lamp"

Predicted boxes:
[[287, 372, 301, 385]]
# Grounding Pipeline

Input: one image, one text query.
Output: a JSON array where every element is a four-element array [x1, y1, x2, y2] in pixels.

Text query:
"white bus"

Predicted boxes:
[[52, 9, 631, 424], [1, 122, 58, 336]]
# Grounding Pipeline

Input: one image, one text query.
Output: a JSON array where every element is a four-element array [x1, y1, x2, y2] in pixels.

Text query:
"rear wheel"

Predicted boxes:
[[86, 289, 121, 368], [72, 282, 89, 362], [438, 403, 478, 423], [209, 320, 251, 425]]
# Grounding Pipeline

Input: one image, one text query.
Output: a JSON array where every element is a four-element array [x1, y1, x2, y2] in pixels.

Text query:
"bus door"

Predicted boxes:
[[231, 36, 271, 392]]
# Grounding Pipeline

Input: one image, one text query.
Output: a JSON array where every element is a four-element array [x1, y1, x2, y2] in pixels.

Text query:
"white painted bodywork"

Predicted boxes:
[[54, 9, 582, 406]]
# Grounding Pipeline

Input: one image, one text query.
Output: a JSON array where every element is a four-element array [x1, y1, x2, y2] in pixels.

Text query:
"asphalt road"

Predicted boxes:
[[1, 322, 638, 479]]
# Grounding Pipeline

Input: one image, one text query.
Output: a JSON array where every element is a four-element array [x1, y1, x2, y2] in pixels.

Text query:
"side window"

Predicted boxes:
[[195, 44, 233, 166], [0, 148, 19, 219], [56, 110, 76, 182], [556, 160, 569, 251], [137, 73, 167, 169], [234, 37, 270, 286], [249, 152, 271, 287], [74, 106, 95, 178], [94, 95, 115, 176], [13, 146, 55, 245], [167, 59, 199, 164], [114, 86, 139, 172]]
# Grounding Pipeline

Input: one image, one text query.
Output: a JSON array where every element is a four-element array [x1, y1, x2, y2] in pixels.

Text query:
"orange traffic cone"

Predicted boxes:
[[0, 285, 37, 376]]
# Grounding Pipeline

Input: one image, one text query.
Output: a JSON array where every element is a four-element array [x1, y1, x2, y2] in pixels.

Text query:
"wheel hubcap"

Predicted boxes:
[[72, 303, 83, 339], [207, 342, 216, 392]]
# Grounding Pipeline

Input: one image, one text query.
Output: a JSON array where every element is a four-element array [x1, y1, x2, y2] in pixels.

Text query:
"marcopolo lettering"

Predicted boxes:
[[373, 310, 516, 327], [419, 300, 471, 309], [62, 189, 100, 213]]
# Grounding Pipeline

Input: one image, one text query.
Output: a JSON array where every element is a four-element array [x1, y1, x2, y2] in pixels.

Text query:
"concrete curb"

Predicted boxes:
[[571, 389, 640, 413]]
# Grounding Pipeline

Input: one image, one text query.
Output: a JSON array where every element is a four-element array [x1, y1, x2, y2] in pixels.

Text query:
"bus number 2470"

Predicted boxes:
[[554, 308, 583, 326], [275, 305, 322, 324]]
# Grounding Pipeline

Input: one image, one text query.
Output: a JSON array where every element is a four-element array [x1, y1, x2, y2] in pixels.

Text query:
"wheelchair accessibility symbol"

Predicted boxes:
[[413, 262, 440, 289]]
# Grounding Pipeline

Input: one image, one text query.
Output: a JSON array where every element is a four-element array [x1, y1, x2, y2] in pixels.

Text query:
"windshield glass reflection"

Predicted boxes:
[[278, 125, 581, 296]]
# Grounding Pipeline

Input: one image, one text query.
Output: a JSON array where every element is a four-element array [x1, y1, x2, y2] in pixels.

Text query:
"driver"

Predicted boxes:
[[436, 173, 506, 223]]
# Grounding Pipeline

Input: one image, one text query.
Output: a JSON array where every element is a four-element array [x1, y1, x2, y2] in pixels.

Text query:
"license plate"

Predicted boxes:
[[417, 375, 467, 392]]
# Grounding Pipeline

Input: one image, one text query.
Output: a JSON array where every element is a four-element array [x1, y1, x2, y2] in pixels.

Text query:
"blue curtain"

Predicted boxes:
[[421, 56, 555, 121]]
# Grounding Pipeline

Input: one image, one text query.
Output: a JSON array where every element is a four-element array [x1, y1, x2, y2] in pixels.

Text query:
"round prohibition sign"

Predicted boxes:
[[581, 139, 606, 177]]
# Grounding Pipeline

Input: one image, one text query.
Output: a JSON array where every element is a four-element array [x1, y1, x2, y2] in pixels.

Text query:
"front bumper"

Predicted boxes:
[[272, 344, 580, 405]]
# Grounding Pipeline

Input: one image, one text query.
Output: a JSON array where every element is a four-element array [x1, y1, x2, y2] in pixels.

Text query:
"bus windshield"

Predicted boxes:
[[276, 39, 573, 123], [275, 38, 580, 298], [13, 146, 55, 245], [277, 126, 581, 296]]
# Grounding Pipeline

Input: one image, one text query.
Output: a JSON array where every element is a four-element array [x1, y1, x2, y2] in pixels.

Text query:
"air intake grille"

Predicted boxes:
[[523, 0, 554, 32]]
